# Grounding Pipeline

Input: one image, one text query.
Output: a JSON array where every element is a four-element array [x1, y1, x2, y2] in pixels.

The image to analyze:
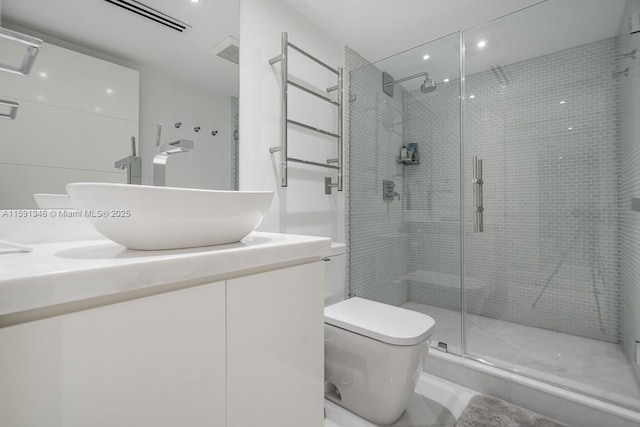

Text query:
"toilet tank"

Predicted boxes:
[[324, 242, 346, 307]]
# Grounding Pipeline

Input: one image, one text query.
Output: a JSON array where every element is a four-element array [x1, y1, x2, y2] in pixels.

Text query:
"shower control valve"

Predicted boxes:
[[383, 180, 400, 201]]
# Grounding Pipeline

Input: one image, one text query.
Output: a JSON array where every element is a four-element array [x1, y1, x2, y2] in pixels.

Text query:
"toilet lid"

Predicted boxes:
[[324, 297, 435, 346]]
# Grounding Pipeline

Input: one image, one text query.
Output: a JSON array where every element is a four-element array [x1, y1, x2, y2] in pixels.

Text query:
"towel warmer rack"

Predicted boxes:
[[268, 32, 343, 194]]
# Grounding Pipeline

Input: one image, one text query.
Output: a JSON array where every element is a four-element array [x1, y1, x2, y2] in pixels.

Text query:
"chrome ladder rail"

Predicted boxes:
[[268, 31, 343, 194]]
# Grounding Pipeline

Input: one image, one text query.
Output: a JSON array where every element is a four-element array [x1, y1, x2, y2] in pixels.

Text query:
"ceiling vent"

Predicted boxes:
[[103, 0, 191, 33], [208, 36, 239, 65]]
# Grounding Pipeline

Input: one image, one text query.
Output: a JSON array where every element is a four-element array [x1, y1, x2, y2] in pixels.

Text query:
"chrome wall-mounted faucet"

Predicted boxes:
[[114, 136, 142, 185], [152, 124, 195, 186]]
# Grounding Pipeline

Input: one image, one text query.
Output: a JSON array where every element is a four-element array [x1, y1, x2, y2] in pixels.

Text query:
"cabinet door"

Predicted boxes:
[[0, 282, 225, 427], [226, 262, 325, 427]]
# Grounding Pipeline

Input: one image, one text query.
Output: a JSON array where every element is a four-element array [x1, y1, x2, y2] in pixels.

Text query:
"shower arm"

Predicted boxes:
[[383, 72, 431, 88]]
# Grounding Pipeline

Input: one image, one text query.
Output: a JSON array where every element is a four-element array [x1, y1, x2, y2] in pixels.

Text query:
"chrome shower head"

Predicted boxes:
[[383, 71, 437, 97], [420, 76, 437, 93]]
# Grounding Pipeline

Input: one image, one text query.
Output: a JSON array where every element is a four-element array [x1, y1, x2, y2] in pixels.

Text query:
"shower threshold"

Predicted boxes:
[[402, 302, 640, 411]]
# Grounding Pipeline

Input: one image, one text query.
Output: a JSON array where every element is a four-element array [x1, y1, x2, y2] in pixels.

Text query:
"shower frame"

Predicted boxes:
[[347, 12, 637, 413]]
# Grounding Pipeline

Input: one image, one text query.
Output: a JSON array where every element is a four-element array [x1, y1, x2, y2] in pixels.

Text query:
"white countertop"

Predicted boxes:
[[0, 232, 330, 321]]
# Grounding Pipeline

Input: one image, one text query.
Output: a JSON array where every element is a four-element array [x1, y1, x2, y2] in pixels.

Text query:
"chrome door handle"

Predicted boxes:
[[472, 156, 484, 233]]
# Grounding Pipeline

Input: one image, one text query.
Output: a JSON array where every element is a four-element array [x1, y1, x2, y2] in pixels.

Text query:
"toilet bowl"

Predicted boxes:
[[323, 244, 436, 425]]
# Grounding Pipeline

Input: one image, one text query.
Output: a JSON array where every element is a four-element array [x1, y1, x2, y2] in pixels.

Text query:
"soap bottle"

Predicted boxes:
[[400, 145, 408, 160], [408, 142, 418, 163]]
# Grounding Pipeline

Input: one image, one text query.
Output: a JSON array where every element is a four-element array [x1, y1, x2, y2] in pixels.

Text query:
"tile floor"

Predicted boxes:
[[324, 373, 476, 427], [402, 302, 640, 409]]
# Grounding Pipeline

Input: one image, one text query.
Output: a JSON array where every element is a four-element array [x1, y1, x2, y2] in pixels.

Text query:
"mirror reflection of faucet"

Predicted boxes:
[[152, 123, 195, 186], [114, 136, 142, 185]]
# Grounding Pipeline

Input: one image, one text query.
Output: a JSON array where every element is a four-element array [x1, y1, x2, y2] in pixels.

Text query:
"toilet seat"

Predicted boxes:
[[324, 297, 435, 346]]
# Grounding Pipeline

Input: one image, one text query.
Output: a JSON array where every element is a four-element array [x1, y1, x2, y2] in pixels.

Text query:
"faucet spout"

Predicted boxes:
[[114, 157, 129, 170], [153, 139, 195, 186], [115, 136, 142, 184], [155, 139, 195, 155]]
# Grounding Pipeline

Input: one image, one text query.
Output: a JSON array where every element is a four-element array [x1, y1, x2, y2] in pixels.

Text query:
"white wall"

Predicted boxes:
[[138, 69, 232, 190], [238, 0, 345, 242], [1, 21, 235, 211], [0, 40, 138, 208]]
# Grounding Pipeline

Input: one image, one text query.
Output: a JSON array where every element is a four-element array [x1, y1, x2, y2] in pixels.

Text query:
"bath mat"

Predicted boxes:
[[455, 395, 566, 427]]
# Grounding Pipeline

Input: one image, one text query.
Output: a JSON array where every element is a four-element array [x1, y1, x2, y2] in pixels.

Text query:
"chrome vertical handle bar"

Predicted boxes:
[[472, 157, 484, 233]]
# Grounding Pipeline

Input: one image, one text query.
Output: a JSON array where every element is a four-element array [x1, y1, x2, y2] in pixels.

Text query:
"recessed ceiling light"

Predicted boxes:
[[469, 94, 475, 99], [423, 54, 430, 60], [39, 72, 47, 78], [568, 127, 573, 130], [477, 40, 487, 48], [443, 78, 450, 83], [190, 0, 200, 3], [106, 88, 114, 94], [559, 100, 566, 104]]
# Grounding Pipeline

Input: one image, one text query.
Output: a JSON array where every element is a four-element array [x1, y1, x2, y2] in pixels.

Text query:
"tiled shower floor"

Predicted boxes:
[[402, 302, 640, 409]]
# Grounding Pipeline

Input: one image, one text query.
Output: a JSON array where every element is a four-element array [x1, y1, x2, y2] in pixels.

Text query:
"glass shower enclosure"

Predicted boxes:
[[348, 0, 640, 412]]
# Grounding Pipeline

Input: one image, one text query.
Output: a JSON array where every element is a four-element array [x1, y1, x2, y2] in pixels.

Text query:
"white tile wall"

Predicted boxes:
[[404, 72, 461, 311], [407, 37, 621, 342], [347, 52, 409, 305]]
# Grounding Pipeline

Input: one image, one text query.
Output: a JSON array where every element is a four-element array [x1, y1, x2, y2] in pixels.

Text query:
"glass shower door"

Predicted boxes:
[[348, 33, 463, 354], [462, 0, 640, 409]]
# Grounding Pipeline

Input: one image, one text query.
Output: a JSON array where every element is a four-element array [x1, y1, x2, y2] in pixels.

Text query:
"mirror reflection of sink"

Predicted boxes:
[[33, 194, 72, 209], [66, 183, 273, 250]]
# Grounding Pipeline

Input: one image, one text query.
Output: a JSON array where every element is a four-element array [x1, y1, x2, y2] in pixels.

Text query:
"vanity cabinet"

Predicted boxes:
[[227, 262, 324, 427], [0, 261, 324, 427], [0, 281, 227, 427]]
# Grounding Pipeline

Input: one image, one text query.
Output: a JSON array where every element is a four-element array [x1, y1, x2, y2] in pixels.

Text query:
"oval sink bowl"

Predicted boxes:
[[33, 193, 72, 209], [66, 183, 273, 250]]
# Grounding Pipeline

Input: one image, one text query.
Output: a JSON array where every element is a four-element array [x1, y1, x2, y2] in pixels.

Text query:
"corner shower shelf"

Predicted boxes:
[[397, 158, 420, 165]]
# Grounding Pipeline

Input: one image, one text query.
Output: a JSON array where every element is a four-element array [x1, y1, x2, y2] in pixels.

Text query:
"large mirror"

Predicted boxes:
[[0, 0, 239, 208]]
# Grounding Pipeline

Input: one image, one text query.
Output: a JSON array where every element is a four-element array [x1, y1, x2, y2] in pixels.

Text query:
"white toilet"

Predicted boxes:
[[323, 243, 436, 425]]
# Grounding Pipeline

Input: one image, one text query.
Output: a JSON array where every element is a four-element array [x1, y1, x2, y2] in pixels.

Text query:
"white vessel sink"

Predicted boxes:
[[33, 194, 72, 209], [66, 183, 273, 250]]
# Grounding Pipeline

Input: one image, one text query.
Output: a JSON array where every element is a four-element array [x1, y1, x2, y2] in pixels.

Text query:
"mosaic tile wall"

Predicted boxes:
[[409, 38, 621, 342], [231, 96, 239, 190], [343, 46, 369, 301], [347, 48, 411, 306], [618, 16, 640, 377], [403, 77, 461, 311]]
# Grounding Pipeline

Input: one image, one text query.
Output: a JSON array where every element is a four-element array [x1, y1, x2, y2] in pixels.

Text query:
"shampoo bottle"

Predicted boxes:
[[400, 145, 408, 160]]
